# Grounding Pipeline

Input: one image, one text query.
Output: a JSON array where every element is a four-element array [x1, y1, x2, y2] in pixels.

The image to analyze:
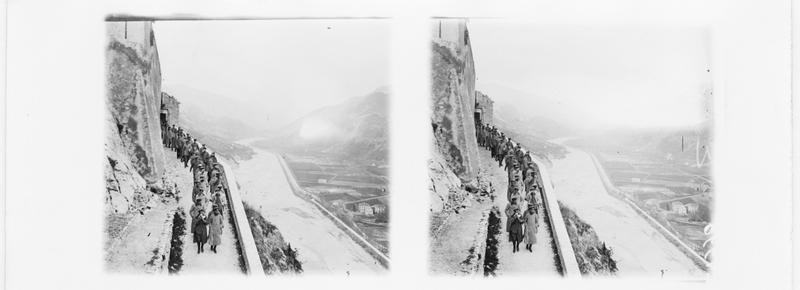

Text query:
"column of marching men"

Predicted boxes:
[[477, 123, 543, 253], [163, 124, 228, 255]]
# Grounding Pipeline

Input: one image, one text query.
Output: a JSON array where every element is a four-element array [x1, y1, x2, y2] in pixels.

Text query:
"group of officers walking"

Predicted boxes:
[[477, 123, 543, 253], [163, 124, 228, 255]]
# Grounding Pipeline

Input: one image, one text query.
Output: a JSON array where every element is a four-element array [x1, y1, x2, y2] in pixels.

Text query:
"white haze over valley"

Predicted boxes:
[[154, 20, 390, 134], [468, 21, 713, 133]]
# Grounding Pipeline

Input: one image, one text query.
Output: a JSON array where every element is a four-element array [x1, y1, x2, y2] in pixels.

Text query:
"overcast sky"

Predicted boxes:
[[154, 19, 389, 130], [468, 20, 713, 131]]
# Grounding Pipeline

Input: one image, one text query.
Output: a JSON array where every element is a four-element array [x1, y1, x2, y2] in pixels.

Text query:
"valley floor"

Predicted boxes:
[[548, 146, 705, 278], [232, 140, 385, 274]]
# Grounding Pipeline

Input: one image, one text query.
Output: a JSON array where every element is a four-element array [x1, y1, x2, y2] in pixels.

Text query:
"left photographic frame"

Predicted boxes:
[[103, 17, 391, 276]]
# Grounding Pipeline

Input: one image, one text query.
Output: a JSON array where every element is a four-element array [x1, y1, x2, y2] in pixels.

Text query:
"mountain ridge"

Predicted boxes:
[[255, 87, 389, 163]]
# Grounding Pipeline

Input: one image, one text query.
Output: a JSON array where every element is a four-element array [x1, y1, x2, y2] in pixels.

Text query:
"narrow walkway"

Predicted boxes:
[[481, 149, 560, 276], [429, 195, 490, 275], [105, 201, 173, 273], [164, 151, 242, 274]]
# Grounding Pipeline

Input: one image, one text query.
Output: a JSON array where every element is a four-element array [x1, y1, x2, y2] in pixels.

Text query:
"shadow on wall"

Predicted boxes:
[[431, 39, 479, 181]]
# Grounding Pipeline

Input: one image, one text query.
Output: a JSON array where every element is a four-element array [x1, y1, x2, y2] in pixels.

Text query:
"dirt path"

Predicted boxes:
[[429, 197, 489, 275], [105, 202, 172, 273], [481, 149, 560, 276], [232, 142, 385, 275]]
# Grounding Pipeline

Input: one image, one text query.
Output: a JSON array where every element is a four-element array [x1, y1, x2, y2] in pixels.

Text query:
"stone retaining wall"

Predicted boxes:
[[214, 157, 265, 275]]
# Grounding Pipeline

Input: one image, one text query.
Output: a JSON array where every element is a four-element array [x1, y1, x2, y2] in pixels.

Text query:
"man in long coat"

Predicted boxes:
[[523, 204, 538, 252], [207, 206, 224, 253]]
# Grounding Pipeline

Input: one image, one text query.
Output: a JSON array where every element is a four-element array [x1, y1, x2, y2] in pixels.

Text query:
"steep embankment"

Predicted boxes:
[[430, 42, 479, 182], [429, 38, 486, 213], [428, 144, 466, 214], [429, 35, 497, 275], [104, 24, 177, 273], [105, 31, 165, 215]]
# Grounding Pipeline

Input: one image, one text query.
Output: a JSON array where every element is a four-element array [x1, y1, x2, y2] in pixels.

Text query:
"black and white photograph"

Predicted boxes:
[[429, 19, 713, 278], [103, 18, 390, 275], [2, 1, 797, 290]]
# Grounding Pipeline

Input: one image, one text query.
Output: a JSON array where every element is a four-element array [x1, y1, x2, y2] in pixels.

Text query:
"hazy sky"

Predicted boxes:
[[468, 21, 713, 131], [154, 19, 389, 130]]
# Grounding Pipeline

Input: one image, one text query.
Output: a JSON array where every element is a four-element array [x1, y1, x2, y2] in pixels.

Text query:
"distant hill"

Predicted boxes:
[[484, 82, 712, 166], [181, 103, 258, 141], [480, 83, 595, 139], [255, 87, 389, 163], [567, 123, 713, 166], [494, 102, 572, 140], [167, 85, 260, 141], [489, 92, 573, 162]]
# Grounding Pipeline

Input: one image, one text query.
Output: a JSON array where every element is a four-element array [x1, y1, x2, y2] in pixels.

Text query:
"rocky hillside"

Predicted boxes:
[[428, 140, 465, 214], [431, 41, 480, 181], [105, 24, 166, 215], [429, 21, 484, 214], [255, 87, 389, 163]]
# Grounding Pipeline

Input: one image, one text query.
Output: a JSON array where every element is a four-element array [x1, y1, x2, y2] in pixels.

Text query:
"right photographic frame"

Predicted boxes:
[[429, 19, 713, 278]]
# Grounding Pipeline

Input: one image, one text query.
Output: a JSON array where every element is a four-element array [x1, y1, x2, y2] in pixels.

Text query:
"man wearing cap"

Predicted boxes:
[[504, 152, 517, 173], [181, 136, 193, 167], [190, 198, 204, 220], [524, 170, 537, 205], [212, 187, 225, 216], [505, 197, 522, 241], [523, 203, 538, 252], [175, 130, 185, 158], [521, 154, 533, 181], [514, 144, 524, 163]]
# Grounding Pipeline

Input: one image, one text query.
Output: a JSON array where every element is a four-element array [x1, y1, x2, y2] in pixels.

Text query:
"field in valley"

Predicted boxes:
[[284, 154, 390, 254], [597, 152, 712, 257]]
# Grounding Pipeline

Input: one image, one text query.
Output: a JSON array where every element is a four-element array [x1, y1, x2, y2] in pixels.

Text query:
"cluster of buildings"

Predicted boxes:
[[355, 202, 387, 216], [332, 198, 387, 217], [664, 201, 701, 216]]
